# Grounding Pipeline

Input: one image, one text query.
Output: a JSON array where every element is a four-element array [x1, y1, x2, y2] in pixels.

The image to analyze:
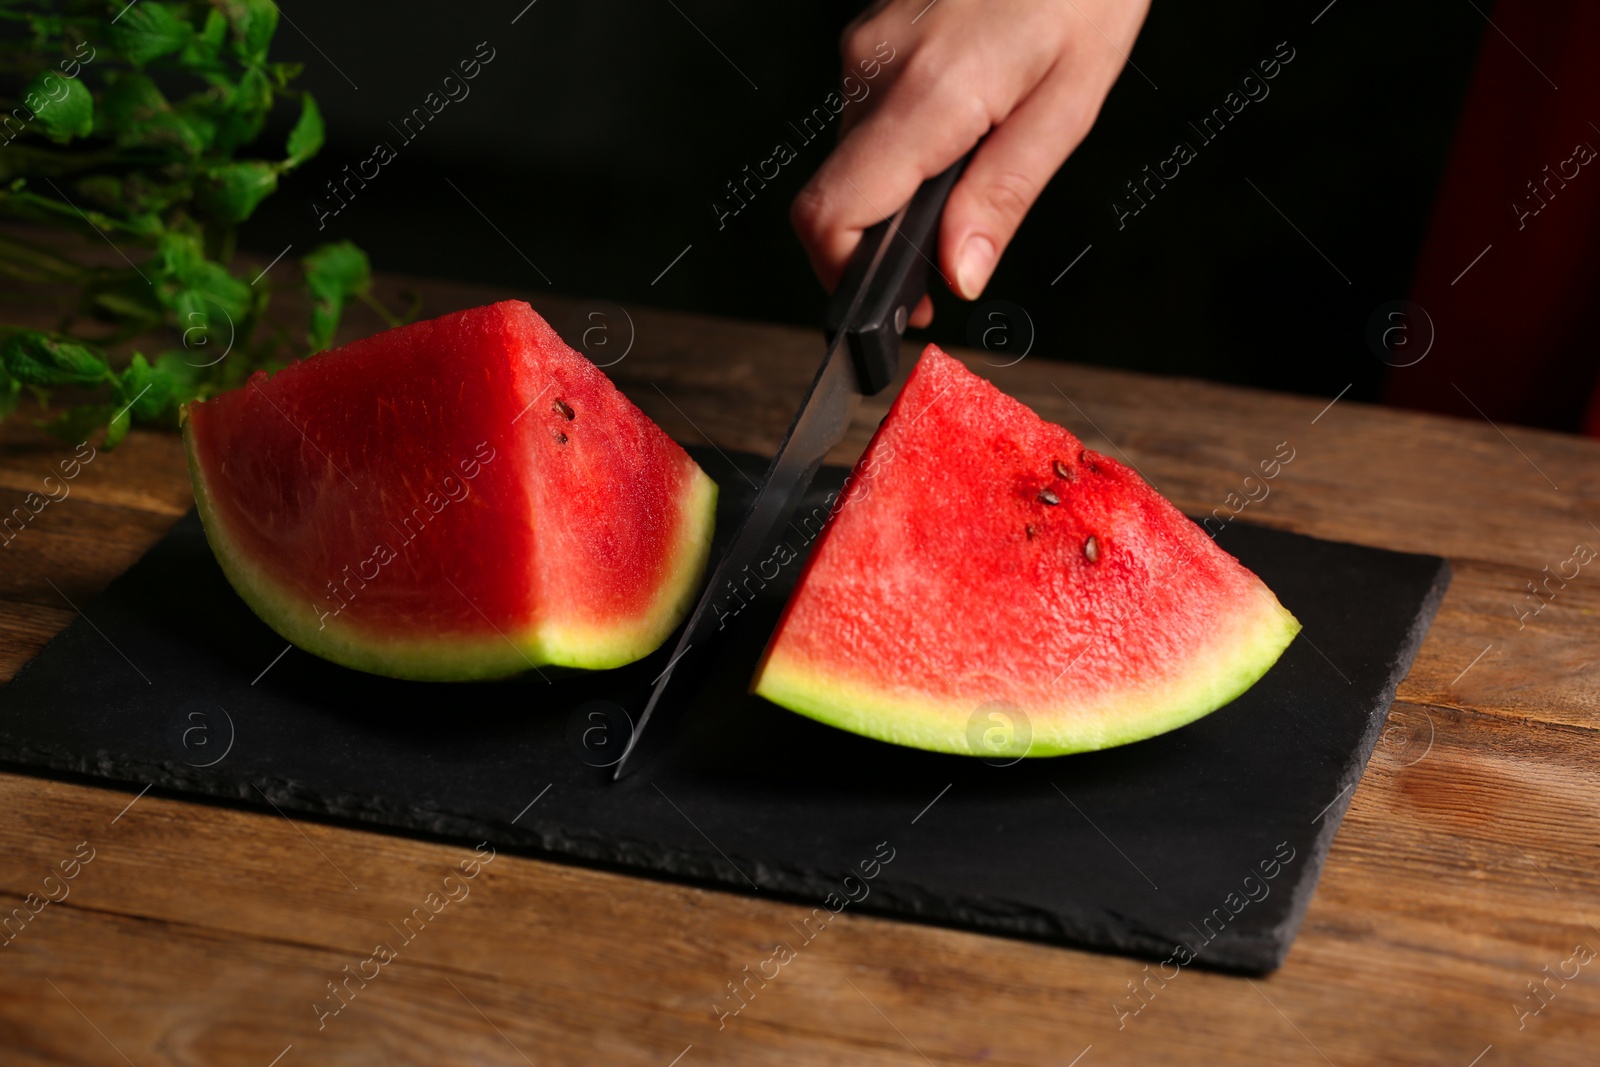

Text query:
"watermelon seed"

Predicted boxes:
[[553, 399, 575, 420], [554, 431, 569, 444], [1053, 459, 1074, 480], [1038, 489, 1059, 506], [1085, 536, 1100, 562], [1026, 524, 1036, 540]]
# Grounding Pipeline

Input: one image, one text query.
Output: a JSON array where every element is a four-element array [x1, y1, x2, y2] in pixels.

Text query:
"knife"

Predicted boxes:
[[611, 154, 970, 780]]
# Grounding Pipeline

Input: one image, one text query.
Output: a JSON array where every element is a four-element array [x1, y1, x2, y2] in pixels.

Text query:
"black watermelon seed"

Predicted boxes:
[[553, 398, 575, 420], [1038, 489, 1060, 506]]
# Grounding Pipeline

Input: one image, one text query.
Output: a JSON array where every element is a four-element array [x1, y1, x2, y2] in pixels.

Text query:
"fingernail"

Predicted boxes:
[[955, 235, 996, 300]]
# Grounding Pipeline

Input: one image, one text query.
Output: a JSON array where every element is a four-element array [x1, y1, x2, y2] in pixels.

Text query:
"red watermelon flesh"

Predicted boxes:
[[183, 301, 716, 680], [753, 345, 1299, 756]]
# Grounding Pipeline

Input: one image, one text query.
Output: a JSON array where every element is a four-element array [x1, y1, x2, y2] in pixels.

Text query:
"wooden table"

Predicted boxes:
[[2, 273, 1596, 1066]]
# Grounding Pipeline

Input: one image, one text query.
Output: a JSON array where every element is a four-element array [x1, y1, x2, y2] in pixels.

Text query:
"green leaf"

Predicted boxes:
[[153, 230, 205, 283], [1, 332, 112, 388], [171, 98, 220, 155], [116, 352, 179, 420], [40, 403, 115, 446], [179, 7, 229, 68], [22, 73, 94, 142], [122, 212, 168, 238], [303, 241, 371, 296], [154, 350, 206, 391], [284, 94, 324, 168], [223, 0, 280, 63], [151, 112, 210, 155], [213, 65, 272, 153], [151, 233, 253, 349], [104, 404, 132, 449], [89, 170, 194, 220], [196, 161, 278, 223], [303, 241, 371, 352], [150, 231, 249, 331], [96, 73, 214, 155], [96, 72, 168, 142], [109, 1, 192, 66], [267, 60, 305, 89], [174, 296, 239, 364]]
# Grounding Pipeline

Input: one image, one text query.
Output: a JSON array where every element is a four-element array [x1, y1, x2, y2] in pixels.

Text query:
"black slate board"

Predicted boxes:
[[0, 449, 1449, 972]]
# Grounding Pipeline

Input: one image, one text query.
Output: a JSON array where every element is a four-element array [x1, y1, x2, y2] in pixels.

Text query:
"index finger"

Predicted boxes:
[[791, 72, 990, 292]]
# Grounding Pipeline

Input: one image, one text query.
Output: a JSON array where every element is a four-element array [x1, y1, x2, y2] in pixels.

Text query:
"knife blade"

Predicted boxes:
[[611, 154, 970, 780]]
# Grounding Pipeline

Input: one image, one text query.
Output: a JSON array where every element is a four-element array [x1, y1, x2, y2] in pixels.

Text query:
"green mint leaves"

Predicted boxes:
[[0, 0, 393, 448]]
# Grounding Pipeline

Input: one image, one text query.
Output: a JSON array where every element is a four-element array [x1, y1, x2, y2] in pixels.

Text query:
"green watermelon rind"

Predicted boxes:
[[755, 593, 1300, 756], [527, 462, 718, 670], [184, 424, 718, 681]]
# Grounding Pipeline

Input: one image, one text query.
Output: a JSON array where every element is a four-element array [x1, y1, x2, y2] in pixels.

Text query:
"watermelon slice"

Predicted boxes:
[[183, 301, 716, 681], [753, 345, 1299, 756]]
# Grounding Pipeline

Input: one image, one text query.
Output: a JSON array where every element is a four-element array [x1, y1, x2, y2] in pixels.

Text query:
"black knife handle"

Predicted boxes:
[[823, 153, 970, 395]]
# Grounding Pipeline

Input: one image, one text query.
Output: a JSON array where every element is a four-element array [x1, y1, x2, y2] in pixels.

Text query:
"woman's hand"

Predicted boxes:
[[792, 0, 1150, 324]]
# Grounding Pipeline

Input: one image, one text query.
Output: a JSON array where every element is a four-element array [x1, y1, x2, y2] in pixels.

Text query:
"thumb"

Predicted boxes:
[[941, 65, 1099, 300]]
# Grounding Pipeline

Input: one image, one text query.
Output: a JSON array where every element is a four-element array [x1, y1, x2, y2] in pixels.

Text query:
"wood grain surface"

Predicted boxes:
[[2, 271, 1597, 1066]]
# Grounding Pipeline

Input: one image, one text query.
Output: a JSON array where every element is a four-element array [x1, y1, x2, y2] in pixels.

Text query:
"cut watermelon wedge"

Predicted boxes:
[[183, 301, 716, 681], [753, 345, 1300, 756]]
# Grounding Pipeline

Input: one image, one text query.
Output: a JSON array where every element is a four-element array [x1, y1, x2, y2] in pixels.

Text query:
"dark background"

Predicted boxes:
[[243, 0, 1486, 404]]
